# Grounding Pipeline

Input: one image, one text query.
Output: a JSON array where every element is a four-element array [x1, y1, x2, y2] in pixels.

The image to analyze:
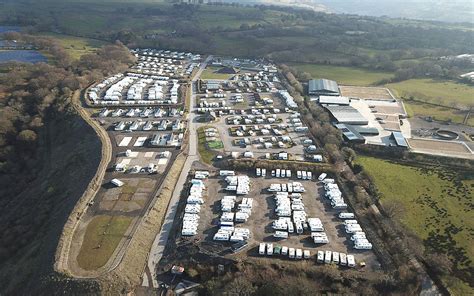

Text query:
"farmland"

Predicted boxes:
[[386, 79, 474, 107], [404, 100, 473, 126], [356, 156, 474, 295], [289, 63, 394, 86]]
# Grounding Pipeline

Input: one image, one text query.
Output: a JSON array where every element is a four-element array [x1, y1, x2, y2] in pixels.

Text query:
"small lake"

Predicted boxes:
[[0, 50, 47, 64], [0, 25, 47, 63], [0, 26, 20, 33]]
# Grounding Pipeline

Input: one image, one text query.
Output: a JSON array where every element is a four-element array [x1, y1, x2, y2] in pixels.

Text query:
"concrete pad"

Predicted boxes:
[[158, 158, 168, 165], [144, 152, 155, 158], [134, 136, 148, 147], [121, 158, 131, 165], [119, 136, 132, 147]]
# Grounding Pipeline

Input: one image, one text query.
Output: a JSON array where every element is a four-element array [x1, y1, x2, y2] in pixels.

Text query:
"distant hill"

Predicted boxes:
[[225, 0, 474, 24]]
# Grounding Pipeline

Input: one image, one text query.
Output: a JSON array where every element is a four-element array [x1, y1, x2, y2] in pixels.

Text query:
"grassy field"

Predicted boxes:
[[404, 100, 473, 126], [77, 215, 133, 270], [356, 156, 473, 295], [200, 66, 235, 80], [41, 33, 108, 60], [288, 63, 393, 86], [387, 79, 474, 107], [197, 126, 219, 165]]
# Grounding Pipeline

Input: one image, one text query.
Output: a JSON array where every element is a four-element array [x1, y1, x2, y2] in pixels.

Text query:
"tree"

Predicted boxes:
[[17, 130, 37, 143], [225, 277, 256, 296], [382, 200, 405, 219], [425, 252, 453, 276]]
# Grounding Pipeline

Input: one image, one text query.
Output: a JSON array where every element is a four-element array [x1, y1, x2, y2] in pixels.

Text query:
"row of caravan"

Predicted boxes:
[[259, 243, 311, 260], [341, 218, 373, 250], [181, 172, 209, 236], [267, 182, 305, 193], [322, 179, 348, 209], [317, 250, 356, 267]]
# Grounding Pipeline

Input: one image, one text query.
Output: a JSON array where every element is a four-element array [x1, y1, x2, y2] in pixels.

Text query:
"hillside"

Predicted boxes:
[[0, 114, 102, 294]]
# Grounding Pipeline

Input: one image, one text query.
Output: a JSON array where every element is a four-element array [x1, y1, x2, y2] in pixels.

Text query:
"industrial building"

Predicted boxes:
[[325, 105, 368, 125], [390, 131, 409, 148], [317, 96, 350, 105], [308, 79, 340, 96]]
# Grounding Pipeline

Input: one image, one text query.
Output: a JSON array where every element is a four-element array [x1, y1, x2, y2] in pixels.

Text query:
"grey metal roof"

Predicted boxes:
[[309, 79, 340, 95], [334, 123, 365, 142], [392, 132, 408, 147], [319, 96, 350, 105], [325, 105, 368, 125]]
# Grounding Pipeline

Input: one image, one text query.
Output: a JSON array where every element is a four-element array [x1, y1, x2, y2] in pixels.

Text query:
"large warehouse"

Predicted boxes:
[[308, 79, 340, 96], [325, 105, 369, 125]]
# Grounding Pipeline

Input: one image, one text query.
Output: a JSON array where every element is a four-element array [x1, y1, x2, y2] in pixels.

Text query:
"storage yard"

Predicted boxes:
[[173, 169, 379, 270]]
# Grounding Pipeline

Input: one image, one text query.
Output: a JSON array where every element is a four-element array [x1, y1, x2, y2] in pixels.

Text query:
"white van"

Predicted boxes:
[[297, 171, 302, 179], [347, 255, 356, 267], [266, 243, 273, 255], [354, 242, 373, 250], [317, 250, 324, 263], [338, 212, 355, 219], [318, 173, 327, 181], [332, 252, 340, 264], [296, 249, 303, 259], [324, 250, 332, 264], [289, 248, 295, 259], [259, 243, 266, 255], [274, 231, 289, 239], [340, 253, 347, 266], [303, 250, 310, 259], [281, 246, 288, 256]]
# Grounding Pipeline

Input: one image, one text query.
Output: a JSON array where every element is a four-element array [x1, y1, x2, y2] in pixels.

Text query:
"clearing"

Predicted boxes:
[[356, 156, 473, 295], [41, 32, 108, 59]]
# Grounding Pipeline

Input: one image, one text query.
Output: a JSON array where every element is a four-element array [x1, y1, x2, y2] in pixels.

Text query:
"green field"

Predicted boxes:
[[77, 215, 133, 270], [356, 156, 473, 295], [200, 66, 235, 80], [288, 63, 393, 86], [404, 100, 473, 126], [197, 126, 219, 165], [387, 79, 474, 107], [41, 33, 108, 60]]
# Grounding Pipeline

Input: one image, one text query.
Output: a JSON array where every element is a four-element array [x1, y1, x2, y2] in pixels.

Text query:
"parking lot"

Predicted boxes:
[[184, 171, 379, 269]]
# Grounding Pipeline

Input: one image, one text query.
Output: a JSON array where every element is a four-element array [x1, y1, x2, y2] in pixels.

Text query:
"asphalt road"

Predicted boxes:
[[143, 56, 212, 288]]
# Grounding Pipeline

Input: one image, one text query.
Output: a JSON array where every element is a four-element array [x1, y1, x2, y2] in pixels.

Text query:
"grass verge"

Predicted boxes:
[[77, 215, 133, 270]]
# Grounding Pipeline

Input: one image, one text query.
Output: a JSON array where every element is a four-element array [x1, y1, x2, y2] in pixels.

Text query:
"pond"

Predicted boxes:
[[0, 26, 20, 33], [0, 25, 47, 63], [0, 50, 47, 64]]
